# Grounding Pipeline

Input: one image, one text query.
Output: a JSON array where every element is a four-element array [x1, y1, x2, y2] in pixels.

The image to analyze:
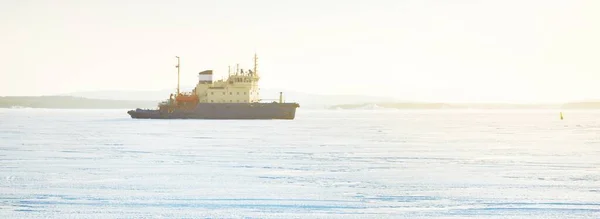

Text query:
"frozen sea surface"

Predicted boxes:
[[0, 109, 599, 218]]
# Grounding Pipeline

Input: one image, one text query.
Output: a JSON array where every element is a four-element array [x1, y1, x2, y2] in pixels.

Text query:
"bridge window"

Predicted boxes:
[[230, 100, 232, 102], [244, 92, 247, 95], [229, 92, 232, 95], [237, 92, 239, 95], [222, 92, 225, 95], [211, 100, 214, 103], [211, 92, 214, 95]]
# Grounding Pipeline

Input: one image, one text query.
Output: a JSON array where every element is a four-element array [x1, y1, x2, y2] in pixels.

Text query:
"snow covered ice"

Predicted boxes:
[[0, 109, 599, 218]]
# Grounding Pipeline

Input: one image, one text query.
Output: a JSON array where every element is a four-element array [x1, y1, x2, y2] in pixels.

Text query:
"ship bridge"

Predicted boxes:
[[192, 55, 261, 103]]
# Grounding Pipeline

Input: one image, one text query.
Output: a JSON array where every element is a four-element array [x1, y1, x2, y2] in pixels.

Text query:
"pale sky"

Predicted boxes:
[[1, 0, 599, 103]]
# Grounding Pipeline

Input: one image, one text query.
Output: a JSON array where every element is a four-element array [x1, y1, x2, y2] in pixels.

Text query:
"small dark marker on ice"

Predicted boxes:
[[560, 112, 564, 120]]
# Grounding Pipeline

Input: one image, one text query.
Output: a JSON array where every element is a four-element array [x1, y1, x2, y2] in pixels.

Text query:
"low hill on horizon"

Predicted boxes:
[[330, 102, 600, 110], [561, 101, 600, 109], [0, 96, 156, 109], [3, 95, 600, 110], [61, 88, 400, 109]]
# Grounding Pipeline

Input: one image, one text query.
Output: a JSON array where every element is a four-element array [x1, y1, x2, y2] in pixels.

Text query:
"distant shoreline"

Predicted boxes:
[[0, 96, 156, 109], [328, 102, 600, 110], [2, 96, 600, 110]]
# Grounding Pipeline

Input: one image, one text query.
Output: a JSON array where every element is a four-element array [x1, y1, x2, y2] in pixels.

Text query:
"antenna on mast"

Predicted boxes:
[[253, 53, 258, 77], [175, 56, 180, 95]]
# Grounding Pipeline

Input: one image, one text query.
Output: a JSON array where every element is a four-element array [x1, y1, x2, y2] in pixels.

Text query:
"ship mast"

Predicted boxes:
[[253, 53, 258, 77], [175, 56, 180, 95]]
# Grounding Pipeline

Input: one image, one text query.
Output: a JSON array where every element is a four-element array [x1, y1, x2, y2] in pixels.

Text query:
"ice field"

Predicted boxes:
[[1, 109, 599, 218]]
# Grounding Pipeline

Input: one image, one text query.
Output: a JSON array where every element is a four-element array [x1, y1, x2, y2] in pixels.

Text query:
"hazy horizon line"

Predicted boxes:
[[1, 88, 597, 105]]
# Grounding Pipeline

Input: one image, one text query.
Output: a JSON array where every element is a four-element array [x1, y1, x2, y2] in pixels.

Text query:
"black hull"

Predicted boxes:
[[127, 102, 299, 120]]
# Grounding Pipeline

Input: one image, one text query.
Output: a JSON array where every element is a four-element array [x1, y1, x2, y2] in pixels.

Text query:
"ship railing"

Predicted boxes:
[[177, 92, 196, 96], [258, 98, 290, 103]]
